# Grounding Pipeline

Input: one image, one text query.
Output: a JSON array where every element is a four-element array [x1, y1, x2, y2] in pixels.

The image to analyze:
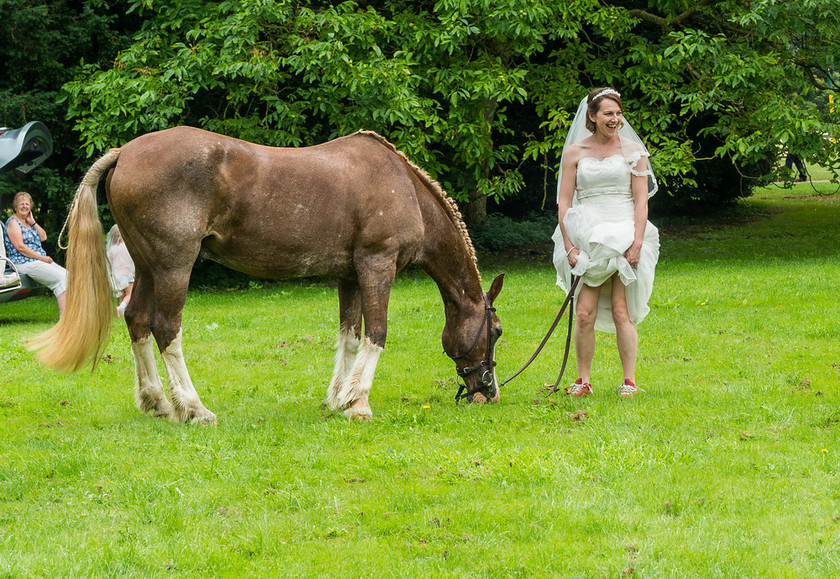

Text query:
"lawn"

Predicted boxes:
[[1, 183, 838, 577]]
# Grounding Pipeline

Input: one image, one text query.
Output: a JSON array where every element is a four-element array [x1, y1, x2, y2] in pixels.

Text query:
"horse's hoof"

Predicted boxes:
[[188, 409, 218, 426], [151, 400, 173, 419], [137, 396, 173, 418], [344, 407, 372, 421]]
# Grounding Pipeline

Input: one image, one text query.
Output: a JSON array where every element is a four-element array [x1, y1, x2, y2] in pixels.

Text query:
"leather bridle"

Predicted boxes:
[[452, 292, 497, 403]]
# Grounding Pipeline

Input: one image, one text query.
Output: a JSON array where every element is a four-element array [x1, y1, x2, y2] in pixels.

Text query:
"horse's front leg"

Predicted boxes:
[[336, 257, 395, 420], [336, 337, 383, 420], [327, 282, 362, 410]]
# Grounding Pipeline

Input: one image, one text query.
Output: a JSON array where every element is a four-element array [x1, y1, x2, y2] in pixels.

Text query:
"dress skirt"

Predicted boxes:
[[552, 192, 659, 334]]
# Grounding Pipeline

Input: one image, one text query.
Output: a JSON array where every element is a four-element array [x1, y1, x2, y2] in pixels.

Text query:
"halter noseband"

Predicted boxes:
[[452, 293, 497, 403]]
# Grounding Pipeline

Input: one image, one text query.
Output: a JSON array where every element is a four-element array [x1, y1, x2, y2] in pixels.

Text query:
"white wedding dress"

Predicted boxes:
[[552, 154, 660, 334]]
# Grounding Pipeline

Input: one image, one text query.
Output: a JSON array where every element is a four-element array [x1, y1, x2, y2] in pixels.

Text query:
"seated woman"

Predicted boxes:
[[4, 191, 67, 316]]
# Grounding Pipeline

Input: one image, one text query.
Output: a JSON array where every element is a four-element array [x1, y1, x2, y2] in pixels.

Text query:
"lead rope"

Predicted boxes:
[[497, 275, 579, 396]]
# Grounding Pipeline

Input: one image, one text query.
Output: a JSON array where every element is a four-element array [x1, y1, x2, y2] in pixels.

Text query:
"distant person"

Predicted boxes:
[[3, 191, 67, 316], [785, 153, 807, 181], [553, 88, 660, 398], [106, 224, 134, 317]]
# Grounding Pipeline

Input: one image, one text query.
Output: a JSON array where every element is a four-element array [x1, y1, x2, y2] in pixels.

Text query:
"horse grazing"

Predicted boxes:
[[30, 127, 504, 423]]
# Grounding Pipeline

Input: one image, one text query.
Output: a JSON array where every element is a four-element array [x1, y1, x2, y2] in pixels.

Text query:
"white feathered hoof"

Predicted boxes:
[[344, 398, 372, 421], [182, 406, 218, 426], [193, 410, 218, 426]]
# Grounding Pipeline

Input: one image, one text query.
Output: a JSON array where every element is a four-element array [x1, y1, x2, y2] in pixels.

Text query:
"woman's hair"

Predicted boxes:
[[107, 224, 123, 247], [12, 191, 33, 212], [585, 87, 623, 132]]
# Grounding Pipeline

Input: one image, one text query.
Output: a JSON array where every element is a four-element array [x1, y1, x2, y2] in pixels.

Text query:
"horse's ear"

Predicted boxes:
[[487, 273, 505, 304]]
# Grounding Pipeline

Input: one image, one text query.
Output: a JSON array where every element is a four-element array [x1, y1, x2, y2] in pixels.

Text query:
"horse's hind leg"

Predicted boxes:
[[132, 335, 172, 418], [327, 280, 362, 410], [151, 270, 217, 425], [128, 264, 216, 425], [126, 275, 172, 419], [160, 328, 216, 425]]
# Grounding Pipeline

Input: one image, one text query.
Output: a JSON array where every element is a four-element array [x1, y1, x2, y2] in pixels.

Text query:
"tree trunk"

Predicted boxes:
[[463, 191, 487, 225], [462, 96, 496, 226]]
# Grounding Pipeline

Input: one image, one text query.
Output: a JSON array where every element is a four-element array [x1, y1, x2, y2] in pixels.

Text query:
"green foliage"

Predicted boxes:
[[0, 0, 138, 243], [63, 0, 548, 217], [3, 0, 840, 239], [525, 0, 840, 211], [1, 186, 839, 575], [61, 0, 839, 219], [469, 211, 555, 254]]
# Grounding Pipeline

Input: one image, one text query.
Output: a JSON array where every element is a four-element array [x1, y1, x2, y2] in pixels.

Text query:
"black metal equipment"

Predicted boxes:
[[0, 121, 53, 175]]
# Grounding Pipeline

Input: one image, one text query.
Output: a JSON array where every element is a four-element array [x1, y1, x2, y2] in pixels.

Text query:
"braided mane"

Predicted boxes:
[[355, 130, 479, 279]]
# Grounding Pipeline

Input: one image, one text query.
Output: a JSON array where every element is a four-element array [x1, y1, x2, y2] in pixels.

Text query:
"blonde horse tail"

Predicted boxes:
[[28, 149, 121, 372]]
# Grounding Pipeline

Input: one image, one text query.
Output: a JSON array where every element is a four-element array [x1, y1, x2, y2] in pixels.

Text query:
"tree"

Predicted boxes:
[[64, 0, 548, 222], [62, 0, 840, 222], [0, 0, 138, 239], [521, 0, 840, 212]]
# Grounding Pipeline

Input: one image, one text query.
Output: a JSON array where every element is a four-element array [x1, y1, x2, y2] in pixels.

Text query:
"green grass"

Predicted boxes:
[[806, 163, 835, 182], [779, 160, 838, 184], [1, 184, 839, 577]]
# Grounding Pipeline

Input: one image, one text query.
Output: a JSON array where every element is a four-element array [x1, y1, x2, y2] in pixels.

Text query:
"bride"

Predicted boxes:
[[552, 87, 660, 398]]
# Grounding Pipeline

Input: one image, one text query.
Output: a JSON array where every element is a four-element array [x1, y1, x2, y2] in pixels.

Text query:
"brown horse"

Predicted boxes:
[[30, 127, 504, 423]]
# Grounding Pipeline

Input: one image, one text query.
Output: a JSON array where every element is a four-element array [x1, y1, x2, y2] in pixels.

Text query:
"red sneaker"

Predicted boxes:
[[565, 378, 593, 397], [618, 378, 643, 397]]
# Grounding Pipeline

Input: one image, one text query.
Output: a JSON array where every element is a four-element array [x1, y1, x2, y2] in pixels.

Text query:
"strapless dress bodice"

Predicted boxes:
[[575, 155, 632, 200]]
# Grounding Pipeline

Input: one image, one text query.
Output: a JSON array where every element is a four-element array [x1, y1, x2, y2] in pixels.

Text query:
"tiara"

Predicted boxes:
[[594, 88, 621, 100]]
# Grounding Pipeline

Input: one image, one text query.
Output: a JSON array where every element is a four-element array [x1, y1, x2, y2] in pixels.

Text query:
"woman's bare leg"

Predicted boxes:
[[611, 276, 637, 382], [56, 291, 65, 318], [574, 283, 601, 383]]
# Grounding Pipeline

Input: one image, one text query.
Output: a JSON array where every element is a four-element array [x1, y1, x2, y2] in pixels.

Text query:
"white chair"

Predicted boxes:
[[0, 221, 21, 289]]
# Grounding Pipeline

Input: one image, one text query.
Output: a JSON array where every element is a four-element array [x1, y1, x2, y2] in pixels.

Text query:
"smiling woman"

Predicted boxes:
[[552, 87, 661, 398], [2, 192, 67, 316], [0, 221, 46, 304]]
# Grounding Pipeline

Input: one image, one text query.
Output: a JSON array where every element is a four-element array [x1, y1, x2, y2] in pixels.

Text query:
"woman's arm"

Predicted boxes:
[[625, 156, 649, 268], [557, 149, 581, 266], [22, 211, 47, 242], [6, 219, 53, 263], [32, 222, 47, 242]]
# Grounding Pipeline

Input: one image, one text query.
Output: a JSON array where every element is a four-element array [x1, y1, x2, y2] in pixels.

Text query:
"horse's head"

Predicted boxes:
[[445, 273, 504, 404]]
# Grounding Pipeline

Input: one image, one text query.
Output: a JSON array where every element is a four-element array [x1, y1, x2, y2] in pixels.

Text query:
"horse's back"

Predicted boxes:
[[107, 127, 425, 279]]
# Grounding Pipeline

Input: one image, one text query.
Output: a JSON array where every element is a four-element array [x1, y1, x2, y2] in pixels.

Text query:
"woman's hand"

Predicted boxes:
[[21, 209, 35, 227], [41, 255, 54, 264], [625, 242, 642, 268], [567, 247, 580, 268]]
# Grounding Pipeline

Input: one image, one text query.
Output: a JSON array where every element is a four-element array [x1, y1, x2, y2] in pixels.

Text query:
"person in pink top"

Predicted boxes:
[[107, 224, 135, 317]]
